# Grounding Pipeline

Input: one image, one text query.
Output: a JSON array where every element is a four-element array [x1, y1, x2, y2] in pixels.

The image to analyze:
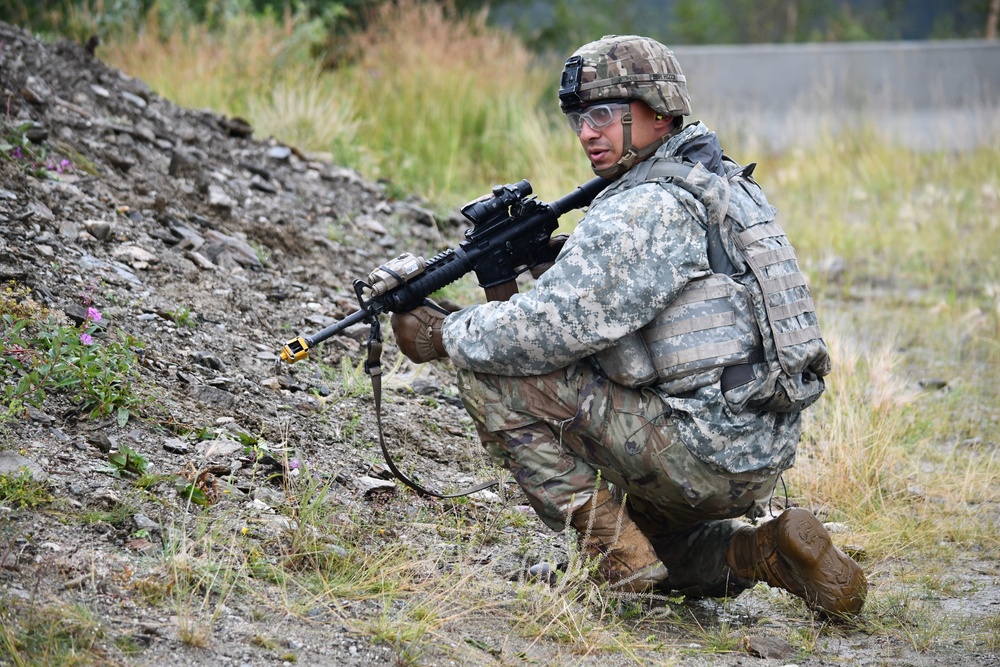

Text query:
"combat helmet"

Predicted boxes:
[[560, 35, 691, 178]]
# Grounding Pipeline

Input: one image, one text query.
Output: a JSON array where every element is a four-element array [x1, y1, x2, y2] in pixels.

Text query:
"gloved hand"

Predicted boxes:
[[390, 301, 449, 363], [529, 234, 570, 279]]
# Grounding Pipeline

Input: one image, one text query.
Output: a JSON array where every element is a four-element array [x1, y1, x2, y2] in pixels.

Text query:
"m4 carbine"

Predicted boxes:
[[279, 176, 609, 364], [277, 176, 608, 498]]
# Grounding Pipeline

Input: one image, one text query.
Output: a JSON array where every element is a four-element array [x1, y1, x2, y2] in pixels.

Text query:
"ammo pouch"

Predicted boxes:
[[593, 273, 760, 395], [749, 369, 825, 413]]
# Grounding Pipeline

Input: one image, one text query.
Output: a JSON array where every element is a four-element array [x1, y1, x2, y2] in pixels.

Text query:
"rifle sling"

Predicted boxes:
[[365, 321, 500, 499]]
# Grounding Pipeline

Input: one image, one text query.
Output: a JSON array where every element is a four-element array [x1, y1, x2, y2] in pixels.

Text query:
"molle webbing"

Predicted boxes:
[[643, 156, 827, 379], [732, 217, 824, 376], [639, 273, 757, 383], [595, 155, 828, 396]]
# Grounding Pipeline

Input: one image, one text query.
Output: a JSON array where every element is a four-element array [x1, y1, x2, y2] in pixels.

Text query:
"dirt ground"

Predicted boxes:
[[1, 22, 998, 667]]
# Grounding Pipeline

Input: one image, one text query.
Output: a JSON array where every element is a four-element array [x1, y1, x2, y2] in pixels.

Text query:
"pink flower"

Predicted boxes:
[[86, 307, 102, 322], [80, 333, 93, 345]]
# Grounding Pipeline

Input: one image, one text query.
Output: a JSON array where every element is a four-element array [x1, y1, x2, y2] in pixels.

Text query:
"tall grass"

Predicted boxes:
[[335, 1, 590, 202], [100, 1, 590, 207], [759, 127, 1000, 294], [98, 7, 326, 121]]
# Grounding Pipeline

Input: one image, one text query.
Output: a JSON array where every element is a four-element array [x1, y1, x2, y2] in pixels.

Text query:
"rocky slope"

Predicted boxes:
[[1, 20, 525, 666]]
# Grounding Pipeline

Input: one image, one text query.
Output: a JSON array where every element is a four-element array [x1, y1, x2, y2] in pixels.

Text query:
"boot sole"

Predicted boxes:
[[775, 508, 867, 616]]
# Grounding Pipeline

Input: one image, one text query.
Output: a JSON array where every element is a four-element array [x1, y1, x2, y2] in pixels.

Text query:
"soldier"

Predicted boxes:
[[391, 34, 866, 616]]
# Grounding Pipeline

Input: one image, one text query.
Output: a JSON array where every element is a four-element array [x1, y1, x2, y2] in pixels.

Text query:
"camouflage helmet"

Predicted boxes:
[[559, 35, 691, 117]]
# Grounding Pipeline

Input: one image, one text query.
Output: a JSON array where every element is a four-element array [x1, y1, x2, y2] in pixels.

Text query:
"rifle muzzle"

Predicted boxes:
[[279, 336, 310, 363]]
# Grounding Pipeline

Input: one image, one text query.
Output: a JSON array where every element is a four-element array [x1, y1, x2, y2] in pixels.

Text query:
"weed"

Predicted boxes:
[[164, 307, 195, 327], [0, 121, 74, 179], [250, 239, 271, 266], [983, 612, 1000, 650], [0, 600, 106, 666], [114, 632, 146, 655], [333, 356, 370, 399], [680, 617, 743, 654], [160, 521, 244, 648], [102, 443, 150, 478], [250, 634, 279, 650], [51, 140, 99, 175], [80, 490, 141, 526], [134, 472, 176, 490], [0, 469, 52, 508], [2, 287, 150, 425]]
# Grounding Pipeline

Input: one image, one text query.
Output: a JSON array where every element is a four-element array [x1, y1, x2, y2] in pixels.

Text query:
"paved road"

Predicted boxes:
[[674, 40, 1000, 151]]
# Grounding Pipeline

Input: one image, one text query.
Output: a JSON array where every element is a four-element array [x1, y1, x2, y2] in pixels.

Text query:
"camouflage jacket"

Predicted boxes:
[[442, 123, 801, 475]]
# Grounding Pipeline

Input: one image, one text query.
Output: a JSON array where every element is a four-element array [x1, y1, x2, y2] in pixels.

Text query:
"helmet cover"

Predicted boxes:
[[559, 35, 691, 117]]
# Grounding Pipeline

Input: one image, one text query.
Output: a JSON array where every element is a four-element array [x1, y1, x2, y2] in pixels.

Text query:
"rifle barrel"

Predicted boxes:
[[549, 177, 611, 217], [306, 308, 370, 347]]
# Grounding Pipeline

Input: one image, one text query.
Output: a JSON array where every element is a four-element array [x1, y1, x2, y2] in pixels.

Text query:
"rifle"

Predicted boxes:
[[278, 176, 610, 497]]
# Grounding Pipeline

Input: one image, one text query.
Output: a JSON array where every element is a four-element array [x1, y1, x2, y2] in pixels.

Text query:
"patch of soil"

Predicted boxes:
[[1, 22, 998, 667]]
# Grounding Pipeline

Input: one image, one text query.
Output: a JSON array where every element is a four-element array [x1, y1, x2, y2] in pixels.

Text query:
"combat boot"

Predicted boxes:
[[571, 488, 668, 593], [726, 507, 867, 617]]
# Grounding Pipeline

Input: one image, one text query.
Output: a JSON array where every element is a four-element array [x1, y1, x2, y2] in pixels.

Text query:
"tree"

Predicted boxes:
[[986, 0, 999, 38]]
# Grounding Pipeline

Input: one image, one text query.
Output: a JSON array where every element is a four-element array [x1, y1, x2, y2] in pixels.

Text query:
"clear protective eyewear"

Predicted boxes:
[[565, 102, 630, 135]]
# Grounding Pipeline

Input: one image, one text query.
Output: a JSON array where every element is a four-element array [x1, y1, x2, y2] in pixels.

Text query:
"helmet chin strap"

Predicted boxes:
[[593, 111, 677, 180]]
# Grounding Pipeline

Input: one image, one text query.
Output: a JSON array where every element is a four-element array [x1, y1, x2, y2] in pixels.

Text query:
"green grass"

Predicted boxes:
[[0, 604, 106, 666], [0, 469, 52, 508]]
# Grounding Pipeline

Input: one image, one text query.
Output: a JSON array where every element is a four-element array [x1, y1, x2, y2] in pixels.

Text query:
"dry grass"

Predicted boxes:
[[98, 9, 318, 119]]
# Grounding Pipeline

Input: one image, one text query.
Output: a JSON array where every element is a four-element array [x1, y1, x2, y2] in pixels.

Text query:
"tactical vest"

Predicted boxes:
[[592, 157, 831, 413]]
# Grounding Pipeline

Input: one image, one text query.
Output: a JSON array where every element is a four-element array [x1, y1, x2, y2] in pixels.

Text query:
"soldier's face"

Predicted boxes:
[[576, 101, 670, 171]]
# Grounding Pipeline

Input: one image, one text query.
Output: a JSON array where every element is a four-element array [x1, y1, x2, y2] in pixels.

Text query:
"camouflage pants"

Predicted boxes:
[[457, 361, 780, 596]]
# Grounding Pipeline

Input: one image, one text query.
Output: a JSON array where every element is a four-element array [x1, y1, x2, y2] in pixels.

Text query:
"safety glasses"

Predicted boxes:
[[565, 102, 631, 135]]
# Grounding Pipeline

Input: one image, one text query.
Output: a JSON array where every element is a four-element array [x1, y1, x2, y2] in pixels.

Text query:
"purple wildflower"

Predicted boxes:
[[289, 459, 299, 470], [86, 307, 102, 322], [80, 333, 93, 345]]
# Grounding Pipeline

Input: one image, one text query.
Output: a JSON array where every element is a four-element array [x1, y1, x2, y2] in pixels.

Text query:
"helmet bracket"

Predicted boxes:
[[559, 55, 585, 109]]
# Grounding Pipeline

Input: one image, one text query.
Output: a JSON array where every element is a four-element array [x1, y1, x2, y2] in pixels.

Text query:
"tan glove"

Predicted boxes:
[[530, 234, 570, 279], [390, 301, 449, 363]]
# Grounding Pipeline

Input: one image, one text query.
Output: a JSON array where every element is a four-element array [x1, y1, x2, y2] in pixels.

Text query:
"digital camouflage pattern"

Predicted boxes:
[[599, 154, 830, 414], [443, 122, 802, 476], [559, 34, 692, 116], [444, 121, 806, 590]]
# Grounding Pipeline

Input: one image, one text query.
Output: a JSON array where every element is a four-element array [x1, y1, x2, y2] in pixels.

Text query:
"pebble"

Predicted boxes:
[[83, 219, 113, 241], [134, 513, 160, 531]]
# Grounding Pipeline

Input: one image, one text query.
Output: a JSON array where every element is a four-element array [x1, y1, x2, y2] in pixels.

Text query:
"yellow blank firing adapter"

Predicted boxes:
[[279, 336, 310, 363]]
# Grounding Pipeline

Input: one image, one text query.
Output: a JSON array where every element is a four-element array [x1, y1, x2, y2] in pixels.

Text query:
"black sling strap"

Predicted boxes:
[[364, 320, 500, 499]]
